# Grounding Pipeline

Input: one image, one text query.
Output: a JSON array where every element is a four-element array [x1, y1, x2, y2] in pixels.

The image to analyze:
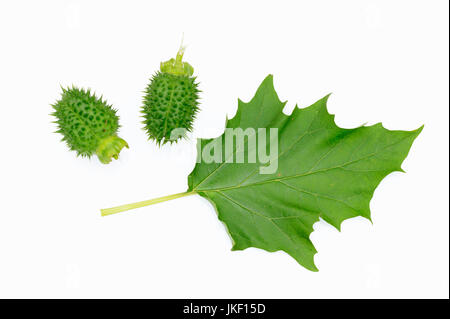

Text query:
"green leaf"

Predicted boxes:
[[101, 75, 422, 271], [187, 75, 422, 271]]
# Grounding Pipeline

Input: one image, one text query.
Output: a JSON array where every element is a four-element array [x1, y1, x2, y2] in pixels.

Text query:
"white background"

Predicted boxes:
[[0, 0, 448, 298]]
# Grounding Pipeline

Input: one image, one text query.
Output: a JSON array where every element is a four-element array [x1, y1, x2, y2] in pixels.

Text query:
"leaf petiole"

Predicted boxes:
[[101, 191, 196, 216]]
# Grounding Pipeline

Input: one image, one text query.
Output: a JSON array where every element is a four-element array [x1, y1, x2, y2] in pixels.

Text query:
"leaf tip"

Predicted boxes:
[[414, 124, 424, 136], [261, 74, 275, 89]]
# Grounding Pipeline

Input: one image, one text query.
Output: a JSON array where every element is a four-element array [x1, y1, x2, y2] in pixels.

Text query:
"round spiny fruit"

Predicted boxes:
[[51, 87, 128, 164], [142, 46, 200, 145]]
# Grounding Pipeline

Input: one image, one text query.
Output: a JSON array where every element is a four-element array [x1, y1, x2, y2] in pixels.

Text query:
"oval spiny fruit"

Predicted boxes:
[[142, 46, 200, 145], [52, 87, 128, 164]]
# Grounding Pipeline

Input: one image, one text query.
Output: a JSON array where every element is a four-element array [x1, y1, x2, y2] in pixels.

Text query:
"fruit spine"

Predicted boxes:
[[52, 87, 128, 164], [142, 46, 200, 145]]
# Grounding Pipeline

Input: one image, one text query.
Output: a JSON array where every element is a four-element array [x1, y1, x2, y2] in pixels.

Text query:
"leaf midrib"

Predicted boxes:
[[198, 134, 409, 193]]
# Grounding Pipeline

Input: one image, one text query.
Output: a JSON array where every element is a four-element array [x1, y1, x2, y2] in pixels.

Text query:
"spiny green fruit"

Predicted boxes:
[[142, 46, 200, 145], [52, 87, 128, 164]]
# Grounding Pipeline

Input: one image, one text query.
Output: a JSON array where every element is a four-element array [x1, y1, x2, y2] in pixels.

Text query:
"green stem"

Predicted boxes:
[[101, 191, 196, 216]]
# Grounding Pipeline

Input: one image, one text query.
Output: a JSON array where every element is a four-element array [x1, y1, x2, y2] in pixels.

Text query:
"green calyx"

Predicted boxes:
[[160, 46, 194, 76], [96, 135, 129, 164]]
